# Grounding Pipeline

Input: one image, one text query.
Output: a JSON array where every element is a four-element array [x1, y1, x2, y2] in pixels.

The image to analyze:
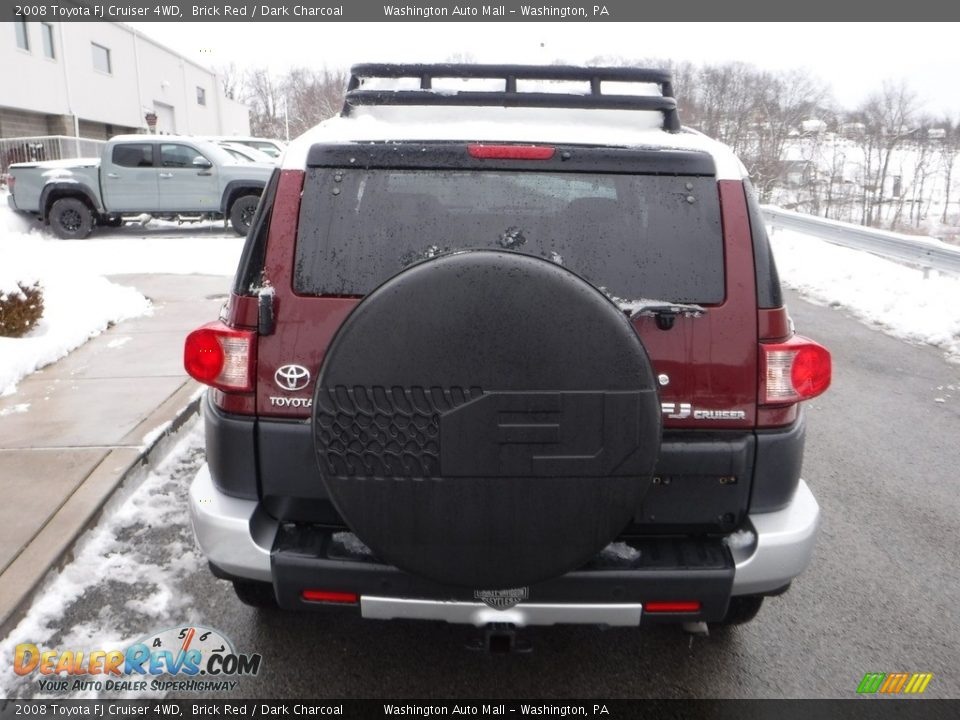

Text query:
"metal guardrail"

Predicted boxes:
[[762, 206, 960, 276], [0, 135, 105, 174]]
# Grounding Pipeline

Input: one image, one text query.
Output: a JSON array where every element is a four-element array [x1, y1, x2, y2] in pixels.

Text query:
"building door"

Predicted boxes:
[[153, 102, 176, 134]]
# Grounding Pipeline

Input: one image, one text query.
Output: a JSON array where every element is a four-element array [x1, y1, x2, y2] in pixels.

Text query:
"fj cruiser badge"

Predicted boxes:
[[275, 364, 310, 391], [661, 402, 746, 420], [475, 587, 528, 611]]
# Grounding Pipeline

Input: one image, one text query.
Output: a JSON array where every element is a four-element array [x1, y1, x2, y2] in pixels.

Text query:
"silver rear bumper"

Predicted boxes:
[[729, 480, 820, 596], [361, 597, 643, 627], [190, 465, 820, 618], [189, 464, 275, 583]]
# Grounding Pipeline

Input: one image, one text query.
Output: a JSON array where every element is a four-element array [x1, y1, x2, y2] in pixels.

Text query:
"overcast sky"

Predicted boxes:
[[128, 22, 960, 116]]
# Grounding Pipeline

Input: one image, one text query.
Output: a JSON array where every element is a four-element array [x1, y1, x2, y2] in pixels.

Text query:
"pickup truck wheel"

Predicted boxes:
[[232, 580, 278, 608], [312, 250, 662, 589], [49, 197, 94, 239], [717, 595, 764, 626], [229, 194, 259, 236]]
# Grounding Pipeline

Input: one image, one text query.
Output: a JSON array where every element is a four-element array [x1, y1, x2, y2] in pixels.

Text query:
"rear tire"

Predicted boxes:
[[229, 194, 260, 236], [232, 580, 277, 608], [48, 197, 94, 239], [717, 595, 764, 626]]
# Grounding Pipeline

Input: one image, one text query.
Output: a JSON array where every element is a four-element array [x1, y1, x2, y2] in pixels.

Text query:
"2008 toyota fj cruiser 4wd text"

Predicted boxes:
[[184, 65, 831, 644]]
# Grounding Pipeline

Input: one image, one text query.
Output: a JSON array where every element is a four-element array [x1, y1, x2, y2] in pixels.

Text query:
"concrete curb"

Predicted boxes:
[[0, 381, 203, 639]]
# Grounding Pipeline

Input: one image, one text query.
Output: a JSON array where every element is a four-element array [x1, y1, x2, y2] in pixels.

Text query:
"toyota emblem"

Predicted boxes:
[[274, 364, 310, 392]]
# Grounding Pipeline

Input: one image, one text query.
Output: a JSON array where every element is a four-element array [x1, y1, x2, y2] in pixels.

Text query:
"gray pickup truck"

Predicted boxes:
[[6, 135, 273, 238]]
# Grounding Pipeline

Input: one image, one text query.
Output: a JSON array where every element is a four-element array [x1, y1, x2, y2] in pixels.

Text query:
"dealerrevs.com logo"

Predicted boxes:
[[13, 626, 261, 694]]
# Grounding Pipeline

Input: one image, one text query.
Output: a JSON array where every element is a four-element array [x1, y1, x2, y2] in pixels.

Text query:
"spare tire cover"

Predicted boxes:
[[312, 250, 661, 589]]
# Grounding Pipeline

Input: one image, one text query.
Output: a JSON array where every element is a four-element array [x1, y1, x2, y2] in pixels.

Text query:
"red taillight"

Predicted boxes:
[[302, 590, 358, 604], [6, 174, 14, 189], [468, 144, 555, 160], [760, 336, 831, 405], [184, 322, 256, 392], [645, 601, 702, 613]]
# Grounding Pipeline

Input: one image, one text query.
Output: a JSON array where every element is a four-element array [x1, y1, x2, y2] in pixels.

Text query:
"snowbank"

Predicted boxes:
[[0, 274, 150, 395], [0, 192, 244, 395], [1, 194, 152, 394], [769, 227, 960, 360]]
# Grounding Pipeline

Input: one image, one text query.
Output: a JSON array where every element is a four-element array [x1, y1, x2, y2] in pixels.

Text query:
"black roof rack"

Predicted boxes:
[[342, 64, 681, 133]]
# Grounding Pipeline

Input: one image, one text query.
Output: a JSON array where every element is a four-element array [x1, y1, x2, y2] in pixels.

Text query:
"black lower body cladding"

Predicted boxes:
[[312, 250, 662, 589], [268, 527, 736, 622]]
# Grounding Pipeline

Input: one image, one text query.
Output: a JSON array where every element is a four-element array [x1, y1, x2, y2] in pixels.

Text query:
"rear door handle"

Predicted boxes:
[[106, 172, 120, 179], [197, 171, 212, 176], [159, 173, 173, 179]]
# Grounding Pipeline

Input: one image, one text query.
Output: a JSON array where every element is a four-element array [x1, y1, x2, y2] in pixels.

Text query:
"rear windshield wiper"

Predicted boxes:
[[624, 299, 707, 330]]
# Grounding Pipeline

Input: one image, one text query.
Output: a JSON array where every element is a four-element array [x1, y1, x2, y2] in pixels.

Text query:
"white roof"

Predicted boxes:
[[200, 135, 287, 146], [109, 134, 218, 145], [281, 105, 747, 180]]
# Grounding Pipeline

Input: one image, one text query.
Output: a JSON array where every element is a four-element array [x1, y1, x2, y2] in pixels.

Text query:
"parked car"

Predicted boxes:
[[201, 136, 286, 159], [6, 135, 272, 238], [183, 64, 831, 647], [216, 142, 277, 165]]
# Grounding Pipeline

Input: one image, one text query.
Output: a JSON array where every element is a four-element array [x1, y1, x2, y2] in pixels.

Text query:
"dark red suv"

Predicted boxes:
[[184, 64, 831, 643]]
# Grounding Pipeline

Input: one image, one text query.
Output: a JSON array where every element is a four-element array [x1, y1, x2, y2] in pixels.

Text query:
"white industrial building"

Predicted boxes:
[[1, 21, 249, 140]]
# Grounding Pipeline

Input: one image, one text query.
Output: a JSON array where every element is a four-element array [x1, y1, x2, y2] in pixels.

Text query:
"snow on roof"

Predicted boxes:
[[281, 105, 747, 180], [108, 134, 231, 148]]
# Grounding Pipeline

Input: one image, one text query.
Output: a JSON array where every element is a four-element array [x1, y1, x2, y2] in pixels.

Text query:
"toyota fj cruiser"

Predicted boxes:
[[184, 65, 831, 642]]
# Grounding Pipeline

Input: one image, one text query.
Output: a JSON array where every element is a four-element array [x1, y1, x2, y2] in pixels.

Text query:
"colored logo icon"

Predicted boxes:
[[857, 673, 933, 694]]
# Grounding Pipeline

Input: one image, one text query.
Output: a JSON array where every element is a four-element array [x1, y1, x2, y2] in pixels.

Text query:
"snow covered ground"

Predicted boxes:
[[0, 422, 208, 700], [1, 201, 243, 277], [768, 226, 960, 361], [0, 194, 242, 395]]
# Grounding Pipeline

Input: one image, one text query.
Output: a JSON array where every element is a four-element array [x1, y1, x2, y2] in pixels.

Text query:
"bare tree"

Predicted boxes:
[[900, 119, 936, 229], [243, 67, 286, 139], [689, 63, 757, 156], [215, 65, 349, 140], [822, 139, 852, 220], [215, 62, 243, 101], [216, 55, 957, 239], [283, 67, 349, 138], [938, 119, 960, 224], [856, 81, 918, 226], [743, 69, 827, 201]]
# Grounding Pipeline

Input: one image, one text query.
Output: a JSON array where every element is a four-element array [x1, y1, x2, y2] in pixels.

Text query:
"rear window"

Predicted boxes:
[[294, 169, 724, 303], [112, 144, 153, 168]]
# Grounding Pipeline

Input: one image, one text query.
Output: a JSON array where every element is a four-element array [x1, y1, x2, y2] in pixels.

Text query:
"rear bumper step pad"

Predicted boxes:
[[271, 527, 734, 624]]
